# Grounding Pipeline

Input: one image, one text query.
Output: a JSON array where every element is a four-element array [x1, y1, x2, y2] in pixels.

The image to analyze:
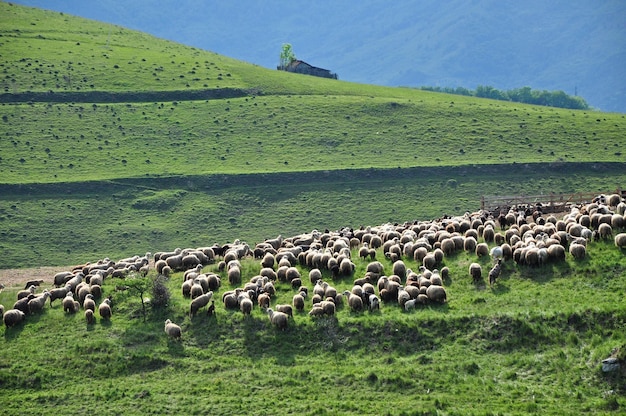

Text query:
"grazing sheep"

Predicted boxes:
[[597, 223, 613, 240], [0, 304, 3, 320], [319, 300, 336, 316], [468, 263, 482, 282], [85, 309, 95, 325], [53, 271, 74, 287], [3, 309, 26, 328], [423, 254, 437, 270], [404, 298, 419, 311], [239, 295, 254, 316], [62, 292, 78, 313], [293, 292, 306, 312], [98, 298, 112, 320], [343, 290, 364, 312], [16, 285, 36, 300], [227, 265, 241, 285], [83, 294, 96, 312], [275, 304, 293, 318], [615, 233, 626, 249], [392, 260, 407, 280], [569, 243, 587, 260], [23, 279, 44, 290], [426, 285, 447, 303], [368, 294, 380, 311], [440, 267, 450, 281], [190, 291, 214, 317], [488, 259, 502, 287], [28, 290, 50, 315], [190, 279, 204, 299], [267, 308, 289, 330], [490, 246, 503, 261], [309, 268, 322, 285], [475, 243, 489, 257], [164, 319, 182, 340], [309, 306, 325, 317]]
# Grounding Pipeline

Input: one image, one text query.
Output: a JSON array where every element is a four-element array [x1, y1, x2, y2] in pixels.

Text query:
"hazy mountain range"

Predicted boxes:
[[9, 0, 626, 113]]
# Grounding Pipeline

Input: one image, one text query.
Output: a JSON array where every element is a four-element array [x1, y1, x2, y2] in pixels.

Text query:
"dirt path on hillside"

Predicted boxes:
[[0, 266, 66, 289]]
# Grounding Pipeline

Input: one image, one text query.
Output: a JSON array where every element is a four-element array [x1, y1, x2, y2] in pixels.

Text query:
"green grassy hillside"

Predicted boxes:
[[1, 4, 625, 415], [0, 3, 624, 267]]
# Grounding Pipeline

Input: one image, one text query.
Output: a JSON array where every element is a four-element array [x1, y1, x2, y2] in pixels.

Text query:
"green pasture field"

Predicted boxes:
[[0, 235, 625, 415], [1, 3, 625, 415]]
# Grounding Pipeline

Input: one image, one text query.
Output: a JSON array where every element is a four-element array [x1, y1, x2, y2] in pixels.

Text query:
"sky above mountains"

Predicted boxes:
[[9, 0, 626, 113]]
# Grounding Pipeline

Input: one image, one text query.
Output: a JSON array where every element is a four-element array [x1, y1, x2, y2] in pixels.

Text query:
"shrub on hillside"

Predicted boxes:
[[151, 274, 171, 309]]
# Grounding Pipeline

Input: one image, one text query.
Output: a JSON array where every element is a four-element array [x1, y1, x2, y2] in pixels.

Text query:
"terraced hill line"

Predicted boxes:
[[0, 88, 260, 103], [0, 162, 623, 192]]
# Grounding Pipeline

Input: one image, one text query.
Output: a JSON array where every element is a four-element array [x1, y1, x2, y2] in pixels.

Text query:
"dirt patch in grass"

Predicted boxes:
[[0, 266, 65, 289]]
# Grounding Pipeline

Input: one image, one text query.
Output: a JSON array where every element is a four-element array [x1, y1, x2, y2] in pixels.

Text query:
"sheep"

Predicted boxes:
[[293, 292, 306, 312], [23, 279, 44, 290], [28, 290, 50, 315], [0, 304, 3, 320], [475, 243, 489, 257], [343, 290, 364, 312], [190, 279, 204, 299], [3, 309, 26, 328], [190, 291, 214, 317], [569, 243, 586, 260], [368, 294, 380, 311], [275, 304, 293, 318], [98, 298, 112, 320], [469, 263, 482, 282], [83, 294, 96, 312], [309, 268, 322, 285], [17, 285, 36, 300], [615, 233, 626, 249], [267, 308, 289, 330], [597, 223, 613, 240], [85, 309, 95, 325], [318, 300, 336, 316], [239, 295, 254, 316], [426, 285, 447, 303], [392, 260, 407, 280], [260, 252, 275, 269], [257, 292, 271, 309], [488, 259, 502, 287], [338, 258, 355, 276], [227, 265, 242, 285], [62, 292, 78, 313], [54, 271, 74, 287], [404, 298, 419, 311], [490, 246, 503, 261], [423, 253, 437, 270], [164, 319, 182, 340], [308, 306, 325, 317]]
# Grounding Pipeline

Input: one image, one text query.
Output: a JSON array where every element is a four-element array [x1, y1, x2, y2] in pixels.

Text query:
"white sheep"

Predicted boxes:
[[98, 298, 112, 320], [238, 295, 253, 316], [615, 233, 626, 249], [190, 291, 214, 317], [27, 290, 50, 314], [267, 308, 289, 330], [85, 309, 95, 324], [83, 294, 96, 312], [164, 319, 182, 339], [3, 309, 26, 327]]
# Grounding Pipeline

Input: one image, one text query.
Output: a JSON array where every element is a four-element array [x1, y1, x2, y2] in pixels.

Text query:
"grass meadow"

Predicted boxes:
[[1, 3, 625, 415]]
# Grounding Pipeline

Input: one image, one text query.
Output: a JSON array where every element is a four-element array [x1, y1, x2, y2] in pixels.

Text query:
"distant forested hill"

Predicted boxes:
[[8, 0, 626, 112]]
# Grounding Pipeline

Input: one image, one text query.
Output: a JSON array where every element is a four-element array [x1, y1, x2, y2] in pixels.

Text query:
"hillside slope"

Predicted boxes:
[[0, 2, 624, 269], [9, 0, 626, 113]]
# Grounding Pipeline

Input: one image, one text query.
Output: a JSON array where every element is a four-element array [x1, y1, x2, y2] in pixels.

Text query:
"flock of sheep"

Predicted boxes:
[[2, 192, 626, 339]]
